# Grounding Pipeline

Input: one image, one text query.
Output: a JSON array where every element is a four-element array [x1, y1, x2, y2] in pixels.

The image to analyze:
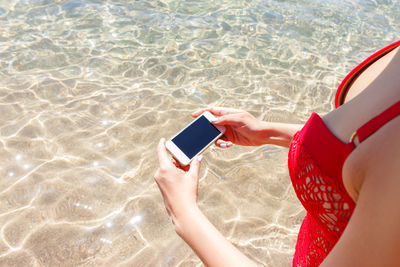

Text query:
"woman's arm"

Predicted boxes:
[[321, 117, 400, 266], [175, 205, 258, 267], [256, 121, 303, 147], [154, 108, 302, 266], [154, 138, 258, 266]]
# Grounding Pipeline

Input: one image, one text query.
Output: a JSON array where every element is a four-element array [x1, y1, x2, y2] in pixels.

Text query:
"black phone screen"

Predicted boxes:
[[172, 115, 221, 159]]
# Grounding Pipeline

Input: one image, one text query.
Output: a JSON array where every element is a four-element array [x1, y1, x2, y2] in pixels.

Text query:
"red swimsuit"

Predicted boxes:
[[288, 40, 400, 267]]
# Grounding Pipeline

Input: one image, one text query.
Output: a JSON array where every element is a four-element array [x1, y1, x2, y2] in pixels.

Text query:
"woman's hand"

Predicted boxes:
[[154, 138, 259, 267], [192, 107, 303, 148], [154, 138, 202, 227], [192, 107, 271, 147]]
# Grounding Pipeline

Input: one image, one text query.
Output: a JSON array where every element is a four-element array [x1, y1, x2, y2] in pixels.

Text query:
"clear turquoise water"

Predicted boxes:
[[0, 0, 399, 266]]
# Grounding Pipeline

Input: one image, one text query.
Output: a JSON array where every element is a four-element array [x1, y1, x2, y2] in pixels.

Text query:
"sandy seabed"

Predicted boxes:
[[0, 0, 399, 266]]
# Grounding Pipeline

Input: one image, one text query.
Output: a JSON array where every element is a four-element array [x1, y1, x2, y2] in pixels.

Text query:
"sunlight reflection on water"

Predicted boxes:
[[0, 0, 399, 265]]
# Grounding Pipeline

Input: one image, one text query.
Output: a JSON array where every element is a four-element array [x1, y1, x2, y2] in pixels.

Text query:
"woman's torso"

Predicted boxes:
[[288, 41, 400, 267], [325, 44, 400, 201]]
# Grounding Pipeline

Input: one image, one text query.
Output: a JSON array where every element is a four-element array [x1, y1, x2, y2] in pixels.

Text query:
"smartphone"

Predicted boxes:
[[166, 111, 225, 166]]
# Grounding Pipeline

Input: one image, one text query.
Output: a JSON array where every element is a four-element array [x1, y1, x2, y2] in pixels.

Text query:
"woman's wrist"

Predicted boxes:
[[257, 121, 302, 147], [173, 204, 202, 237]]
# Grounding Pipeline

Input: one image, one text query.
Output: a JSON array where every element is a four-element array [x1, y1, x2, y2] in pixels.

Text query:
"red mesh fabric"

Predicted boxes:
[[288, 114, 356, 267]]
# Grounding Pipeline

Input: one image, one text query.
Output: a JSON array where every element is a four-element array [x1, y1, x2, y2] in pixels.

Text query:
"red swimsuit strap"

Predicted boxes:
[[335, 40, 400, 108], [353, 101, 400, 144]]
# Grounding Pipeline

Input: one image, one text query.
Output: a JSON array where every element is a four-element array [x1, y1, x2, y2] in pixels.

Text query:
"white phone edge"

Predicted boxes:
[[166, 111, 225, 166]]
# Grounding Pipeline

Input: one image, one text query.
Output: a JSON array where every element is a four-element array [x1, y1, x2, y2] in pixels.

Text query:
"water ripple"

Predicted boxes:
[[0, 0, 399, 265]]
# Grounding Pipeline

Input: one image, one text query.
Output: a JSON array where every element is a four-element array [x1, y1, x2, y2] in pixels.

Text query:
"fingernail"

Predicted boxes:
[[197, 155, 203, 162], [220, 143, 227, 148], [227, 142, 232, 147]]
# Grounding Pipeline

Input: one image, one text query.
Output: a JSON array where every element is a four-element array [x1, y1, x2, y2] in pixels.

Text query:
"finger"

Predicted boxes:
[[192, 107, 241, 118], [181, 165, 190, 172], [171, 156, 181, 166], [188, 155, 202, 177], [215, 135, 229, 143], [171, 157, 180, 168], [191, 108, 209, 118], [157, 138, 173, 168], [170, 156, 189, 171], [215, 139, 233, 148], [212, 114, 245, 126], [219, 135, 229, 141], [175, 159, 190, 172]]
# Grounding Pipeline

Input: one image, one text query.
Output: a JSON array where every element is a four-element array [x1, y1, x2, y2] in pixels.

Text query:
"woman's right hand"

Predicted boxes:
[[192, 107, 270, 147]]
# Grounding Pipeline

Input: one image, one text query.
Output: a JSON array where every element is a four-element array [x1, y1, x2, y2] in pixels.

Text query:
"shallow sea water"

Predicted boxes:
[[0, 0, 399, 266]]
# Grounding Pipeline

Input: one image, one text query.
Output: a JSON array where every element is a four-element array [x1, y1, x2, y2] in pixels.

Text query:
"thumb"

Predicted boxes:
[[188, 155, 202, 177]]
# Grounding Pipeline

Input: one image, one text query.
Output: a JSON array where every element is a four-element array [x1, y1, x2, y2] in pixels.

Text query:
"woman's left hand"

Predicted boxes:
[[154, 138, 258, 267], [154, 138, 202, 226]]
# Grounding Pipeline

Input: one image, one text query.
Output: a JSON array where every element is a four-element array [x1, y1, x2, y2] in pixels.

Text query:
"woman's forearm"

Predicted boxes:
[[257, 121, 303, 148], [174, 206, 258, 267]]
